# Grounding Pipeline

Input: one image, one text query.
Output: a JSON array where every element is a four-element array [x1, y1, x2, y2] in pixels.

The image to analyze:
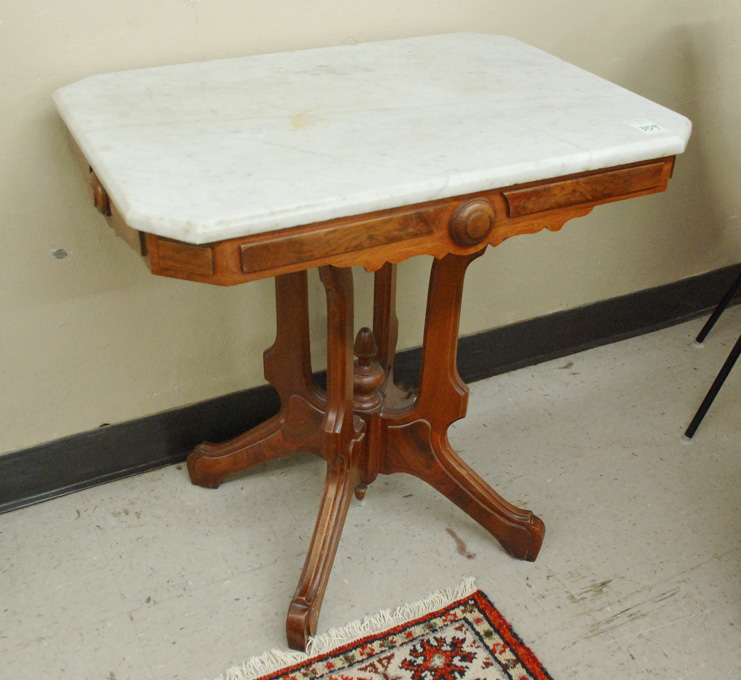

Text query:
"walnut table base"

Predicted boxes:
[[187, 259, 544, 650]]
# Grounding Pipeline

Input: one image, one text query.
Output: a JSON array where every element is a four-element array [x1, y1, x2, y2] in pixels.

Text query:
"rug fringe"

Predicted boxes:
[[209, 577, 476, 680], [307, 576, 477, 655]]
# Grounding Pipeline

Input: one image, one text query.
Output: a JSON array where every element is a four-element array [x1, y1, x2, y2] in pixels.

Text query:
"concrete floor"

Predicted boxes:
[[2, 309, 740, 679]]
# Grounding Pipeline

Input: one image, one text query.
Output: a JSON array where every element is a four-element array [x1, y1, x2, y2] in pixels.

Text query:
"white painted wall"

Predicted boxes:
[[1, 1, 739, 453]]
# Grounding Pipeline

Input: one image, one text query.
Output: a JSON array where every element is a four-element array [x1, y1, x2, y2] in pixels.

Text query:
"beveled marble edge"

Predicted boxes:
[[54, 34, 691, 245]]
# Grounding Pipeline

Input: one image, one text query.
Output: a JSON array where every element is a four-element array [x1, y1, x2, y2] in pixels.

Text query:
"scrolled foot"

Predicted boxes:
[[286, 597, 316, 651], [187, 442, 231, 489], [497, 513, 545, 561]]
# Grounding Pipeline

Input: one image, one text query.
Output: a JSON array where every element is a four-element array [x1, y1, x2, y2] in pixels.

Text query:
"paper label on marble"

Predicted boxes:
[[624, 118, 670, 135]]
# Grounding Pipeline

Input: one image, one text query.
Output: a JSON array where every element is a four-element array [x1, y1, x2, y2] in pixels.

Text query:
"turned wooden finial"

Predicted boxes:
[[353, 327, 384, 410]]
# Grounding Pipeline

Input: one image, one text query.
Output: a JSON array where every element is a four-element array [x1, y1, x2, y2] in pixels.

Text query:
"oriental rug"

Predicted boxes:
[[213, 580, 553, 680]]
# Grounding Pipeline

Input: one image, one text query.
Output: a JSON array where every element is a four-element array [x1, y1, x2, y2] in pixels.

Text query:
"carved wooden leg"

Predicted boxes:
[[386, 420, 544, 560], [375, 264, 416, 404], [384, 252, 545, 561], [286, 266, 364, 651], [188, 271, 324, 488], [373, 263, 399, 370]]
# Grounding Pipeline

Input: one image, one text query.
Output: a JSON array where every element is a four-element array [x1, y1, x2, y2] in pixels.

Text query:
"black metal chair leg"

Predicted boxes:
[[696, 270, 741, 344], [685, 331, 741, 438]]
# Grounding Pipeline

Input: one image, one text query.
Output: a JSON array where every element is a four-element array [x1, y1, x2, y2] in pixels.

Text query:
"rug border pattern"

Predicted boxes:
[[224, 589, 553, 680]]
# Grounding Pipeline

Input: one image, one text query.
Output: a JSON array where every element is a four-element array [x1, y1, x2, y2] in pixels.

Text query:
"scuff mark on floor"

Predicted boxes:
[[586, 587, 681, 638], [574, 579, 613, 601], [445, 527, 476, 559]]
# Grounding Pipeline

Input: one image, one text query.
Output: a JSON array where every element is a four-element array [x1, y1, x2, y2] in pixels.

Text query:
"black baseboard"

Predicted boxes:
[[2, 264, 740, 514]]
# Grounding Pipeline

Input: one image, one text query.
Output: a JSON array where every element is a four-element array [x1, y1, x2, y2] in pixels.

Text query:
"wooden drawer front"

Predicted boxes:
[[240, 208, 434, 275], [503, 161, 667, 217]]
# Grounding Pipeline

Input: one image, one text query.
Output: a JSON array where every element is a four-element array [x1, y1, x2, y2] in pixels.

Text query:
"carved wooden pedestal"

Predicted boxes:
[[187, 258, 545, 651]]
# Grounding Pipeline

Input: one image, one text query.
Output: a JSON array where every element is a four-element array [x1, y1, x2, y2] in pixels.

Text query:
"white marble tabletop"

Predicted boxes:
[[54, 34, 691, 245]]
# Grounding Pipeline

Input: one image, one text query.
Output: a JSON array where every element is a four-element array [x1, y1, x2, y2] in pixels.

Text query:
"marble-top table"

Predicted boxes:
[[55, 34, 690, 650]]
